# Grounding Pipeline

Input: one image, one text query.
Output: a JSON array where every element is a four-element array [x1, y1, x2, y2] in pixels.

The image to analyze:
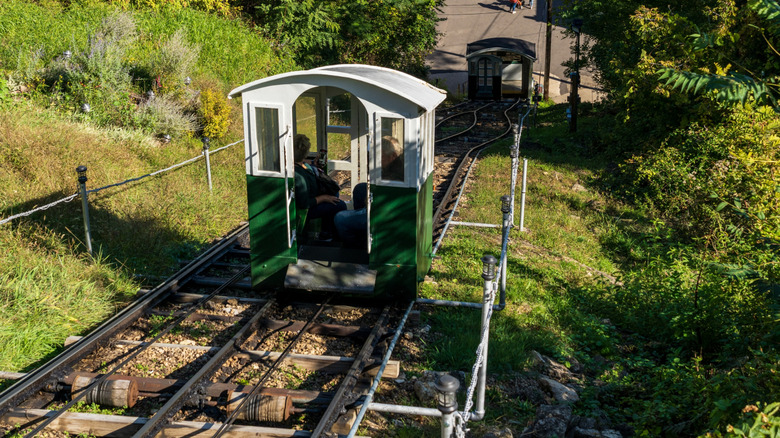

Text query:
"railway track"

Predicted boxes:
[[0, 225, 411, 438], [432, 99, 525, 245], [0, 98, 526, 438]]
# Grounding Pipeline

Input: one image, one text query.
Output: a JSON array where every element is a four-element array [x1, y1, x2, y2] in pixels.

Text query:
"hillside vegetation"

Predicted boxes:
[[0, 0, 293, 372], [0, 0, 777, 436]]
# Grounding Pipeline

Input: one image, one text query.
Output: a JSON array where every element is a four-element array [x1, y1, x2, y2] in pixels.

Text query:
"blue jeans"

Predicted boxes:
[[334, 183, 368, 247], [352, 183, 368, 210], [309, 199, 346, 234], [334, 208, 366, 247]]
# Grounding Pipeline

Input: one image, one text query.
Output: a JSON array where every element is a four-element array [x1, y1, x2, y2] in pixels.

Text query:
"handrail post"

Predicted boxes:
[[202, 137, 212, 192], [435, 374, 460, 438], [475, 255, 496, 419], [509, 124, 520, 225], [500, 196, 511, 296], [76, 166, 93, 255], [519, 159, 528, 231]]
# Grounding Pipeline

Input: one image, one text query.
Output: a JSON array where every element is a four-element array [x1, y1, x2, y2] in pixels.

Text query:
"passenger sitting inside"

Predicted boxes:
[[334, 136, 402, 247], [293, 134, 346, 240], [380, 135, 404, 182]]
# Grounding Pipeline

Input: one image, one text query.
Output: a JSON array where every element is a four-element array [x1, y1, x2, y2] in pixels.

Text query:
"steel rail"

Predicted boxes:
[[0, 224, 249, 420], [133, 298, 275, 438], [345, 300, 415, 438], [433, 100, 522, 255], [435, 100, 472, 119], [310, 305, 391, 438], [432, 100, 523, 243], [25, 262, 252, 438], [211, 296, 334, 438], [434, 101, 484, 127], [435, 102, 492, 142]]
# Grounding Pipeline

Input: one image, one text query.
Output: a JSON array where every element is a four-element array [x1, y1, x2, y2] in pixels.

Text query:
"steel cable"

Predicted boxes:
[[0, 193, 79, 226]]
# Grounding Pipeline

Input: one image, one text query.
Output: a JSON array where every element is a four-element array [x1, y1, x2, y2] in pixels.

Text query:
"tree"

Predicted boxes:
[[252, 0, 340, 67], [248, 0, 442, 75], [658, 0, 780, 109]]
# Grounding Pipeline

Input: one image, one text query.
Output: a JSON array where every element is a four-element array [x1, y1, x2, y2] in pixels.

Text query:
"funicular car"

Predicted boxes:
[[228, 65, 447, 299]]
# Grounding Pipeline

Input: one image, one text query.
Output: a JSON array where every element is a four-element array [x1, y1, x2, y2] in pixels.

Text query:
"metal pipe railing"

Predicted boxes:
[[449, 221, 500, 228], [474, 256, 496, 420], [346, 301, 416, 438], [519, 158, 528, 231], [367, 402, 442, 417]]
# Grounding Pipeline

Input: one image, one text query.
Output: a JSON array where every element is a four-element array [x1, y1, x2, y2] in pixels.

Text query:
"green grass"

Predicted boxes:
[[410, 102, 779, 437], [0, 0, 281, 375], [0, 0, 295, 88], [0, 101, 249, 374], [420, 114, 630, 370], [0, 224, 137, 372]]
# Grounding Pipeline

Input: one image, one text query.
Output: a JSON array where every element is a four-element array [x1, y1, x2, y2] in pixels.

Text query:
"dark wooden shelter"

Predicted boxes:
[[466, 37, 536, 100]]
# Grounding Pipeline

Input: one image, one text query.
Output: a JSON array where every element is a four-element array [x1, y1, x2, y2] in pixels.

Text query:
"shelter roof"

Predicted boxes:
[[466, 38, 537, 61]]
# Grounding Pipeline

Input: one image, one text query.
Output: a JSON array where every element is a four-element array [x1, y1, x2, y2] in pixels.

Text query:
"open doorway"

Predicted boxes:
[[291, 89, 371, 260]]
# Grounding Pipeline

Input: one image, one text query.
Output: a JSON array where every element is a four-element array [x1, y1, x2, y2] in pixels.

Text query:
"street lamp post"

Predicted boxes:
[[570, 17, 583, 133]]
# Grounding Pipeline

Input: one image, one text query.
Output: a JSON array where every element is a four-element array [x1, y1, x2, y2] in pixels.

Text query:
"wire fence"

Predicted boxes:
[[0, 139, 243, 227]]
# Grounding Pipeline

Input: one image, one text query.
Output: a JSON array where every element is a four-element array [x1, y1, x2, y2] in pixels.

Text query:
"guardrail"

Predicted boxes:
[[0, 138, 243, 254]]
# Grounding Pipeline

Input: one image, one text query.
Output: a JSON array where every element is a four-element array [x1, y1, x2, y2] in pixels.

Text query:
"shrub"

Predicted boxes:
[[199, 88, 230, 139], [714, 402, 780, 438], [77, 11, 137, 90], [136, 94, 198, 138], [116, 0, 239, 17], [629, 104, 779, 251], [146, 29, 199, 98]]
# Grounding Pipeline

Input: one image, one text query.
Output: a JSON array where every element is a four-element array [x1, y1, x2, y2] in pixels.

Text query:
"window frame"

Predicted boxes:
[[248, 102, 287, 178], [373, 112, 411, 187]]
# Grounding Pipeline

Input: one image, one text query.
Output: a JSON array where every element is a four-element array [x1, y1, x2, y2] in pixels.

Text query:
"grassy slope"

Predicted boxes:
[[392, 105, 629, 435], [0, 1, 294, 374], [0, 101, 250, 372], [0, 0, 294, 86], [408, 103, 776, 437], [421, 105, 625, 371]]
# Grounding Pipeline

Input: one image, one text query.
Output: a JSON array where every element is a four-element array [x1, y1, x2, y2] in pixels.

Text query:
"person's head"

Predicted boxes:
[[381, 136, 401, 170], [293, 134, 311, 164]]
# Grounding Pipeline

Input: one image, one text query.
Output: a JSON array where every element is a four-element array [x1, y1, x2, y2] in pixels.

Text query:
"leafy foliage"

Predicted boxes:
[[559, 0, 779, 434], [253, 0, 340, 67], [250, 0, 442, 74], [656, 0, 780, 108], [658, 68, 776, 107], [719, 402, 780, 438], [199, 87, 231, 139], [111, 0, 240, 17]]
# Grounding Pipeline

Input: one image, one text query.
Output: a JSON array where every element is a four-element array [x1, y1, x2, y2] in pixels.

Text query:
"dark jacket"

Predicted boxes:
[[294, 164, 318, 209]]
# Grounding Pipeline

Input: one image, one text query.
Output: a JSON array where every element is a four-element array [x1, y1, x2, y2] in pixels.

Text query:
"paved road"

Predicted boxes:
[[426, 0, 603, 102]]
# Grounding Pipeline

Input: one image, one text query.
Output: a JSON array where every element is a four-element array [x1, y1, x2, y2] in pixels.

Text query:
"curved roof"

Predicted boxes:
[[228, 64, 446, 111], [466, 38, 536, 61]]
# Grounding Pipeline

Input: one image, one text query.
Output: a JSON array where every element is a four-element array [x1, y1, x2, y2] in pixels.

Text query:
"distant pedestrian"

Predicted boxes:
[[528, 0, 533, 8], [510, 0, 520, 13]]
